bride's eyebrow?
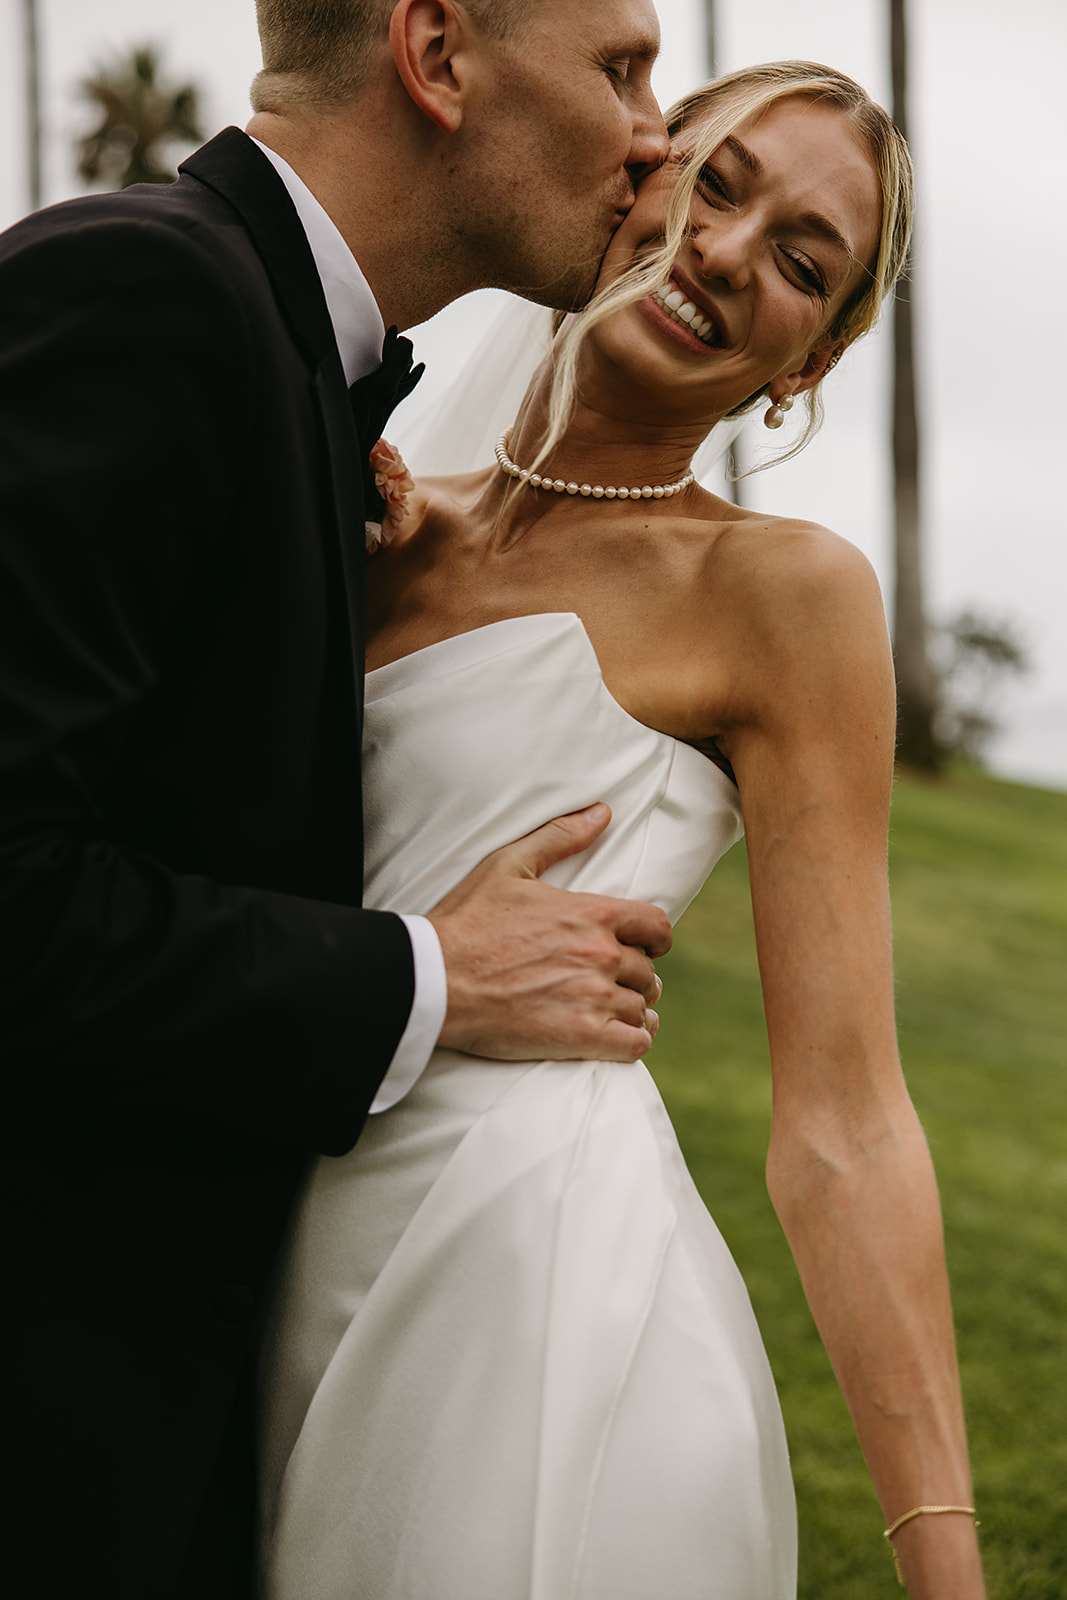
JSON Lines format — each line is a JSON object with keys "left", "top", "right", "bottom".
{"left": 798, "top": 211, "right": 854, "bottom": 263}
{"left": 721, "top": 136, "right": 763, "bottom": 178}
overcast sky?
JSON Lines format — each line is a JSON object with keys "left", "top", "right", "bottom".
{"left": 2, "top": 0, "right": 1065, "bottom": 787}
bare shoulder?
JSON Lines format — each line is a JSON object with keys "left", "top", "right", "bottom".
{"left": 690, "top": 503, "right": 895, "bottom": 739}
{"left": 708, "top": 505, "right": 883, "bottom": 616}
{"left": 702, "top": 507, "right": 887, "bottom": 658}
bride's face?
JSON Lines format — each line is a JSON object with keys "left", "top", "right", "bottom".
{"left": 590, "top": 95, "right": 883, "bottom": 420}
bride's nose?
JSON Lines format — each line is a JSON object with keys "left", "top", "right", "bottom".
{"left": 690, "top": 215, "right": 756, "bottom": 290}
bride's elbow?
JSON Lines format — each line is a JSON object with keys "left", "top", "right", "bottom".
{"left": 764, "top": 1093, "right": 927, "bottom": 1228}
{"left": 764, "top": 1123, "right": 847, "bottom": 1227}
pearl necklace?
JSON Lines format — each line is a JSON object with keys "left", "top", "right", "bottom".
{"left": 495, "top": 431, "right": 694, "bottom": 501}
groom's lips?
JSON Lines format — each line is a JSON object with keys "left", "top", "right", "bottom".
{"left": 612, "top": 193, "right": 637, "bottom": 228}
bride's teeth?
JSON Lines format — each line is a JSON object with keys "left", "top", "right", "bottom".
{"left": 651, "top": 283, "right": 717, "bottom": 346}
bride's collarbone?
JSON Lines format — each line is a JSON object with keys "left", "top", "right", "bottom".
{"left": 371, "top": 489, "right": 769, "bottom": 711}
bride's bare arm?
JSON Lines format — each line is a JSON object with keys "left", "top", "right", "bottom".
{"left": 719, "top": 527, "right": 984, "bottom": 1600}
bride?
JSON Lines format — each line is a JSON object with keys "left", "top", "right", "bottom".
{"left": 259, "top": 63, "right": 985, "bottom": 1600}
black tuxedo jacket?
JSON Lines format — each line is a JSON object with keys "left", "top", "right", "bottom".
{"left": 0, "top": 129, "right": 416, "bottom": 1594}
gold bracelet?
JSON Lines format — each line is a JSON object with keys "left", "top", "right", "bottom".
{"left": 883, "top": 1505, "right": 978, "bottom": 1587}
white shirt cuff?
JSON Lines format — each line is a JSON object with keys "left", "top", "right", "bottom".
{"left": 369, "top": 914, "right": 447, "bottom": 1112}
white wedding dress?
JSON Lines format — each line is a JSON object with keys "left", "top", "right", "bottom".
{"left": 259, "top": 611, "right": 797, "bottom": 1600}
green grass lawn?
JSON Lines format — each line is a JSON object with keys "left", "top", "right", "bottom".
{"left": 649, "top": 766, "right": 1067, "bottom": 1599}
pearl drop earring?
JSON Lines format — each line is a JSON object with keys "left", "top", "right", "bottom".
{"left": 763, "top": 393, "right": 795, "bottom": 431}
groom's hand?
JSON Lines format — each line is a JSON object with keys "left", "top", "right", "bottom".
{"left": 427, "top": 803, "right": 671, "bottom": 1062}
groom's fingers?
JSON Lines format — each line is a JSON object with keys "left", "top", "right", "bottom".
{"left": 602, "top": 1012, "right": 660, "bottom": 1061}
{"left": 606, "top": 898, "right": 673, "bottom": 961}
{"left": 598, "top": 1021, "right": 653, "bottom": 1061}
{"left": 587, "top": 892, "right": 672, "bottom": 963}
{"left": 427, "top": 847, "right": 672, "bottom": 1060}
{"left": 615, "top": 942, "right": 665, "bottom": 1005}
{"left": 429, "top": 804, "right": 673, "bottom": 963}
{"left": 493, "top": 802, "right": 614, "bottom": 880}
{"left": 512, "top": 806, "right": 674, "bottom": 963}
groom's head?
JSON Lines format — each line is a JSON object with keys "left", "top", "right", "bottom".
{"left": 250, "top": 0, "right": 668, "bottom": 312}
{"left": 253, "top": 1, "right": 529, "bottom": 106}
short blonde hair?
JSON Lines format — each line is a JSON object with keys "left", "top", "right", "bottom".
{"left": 537, "top": 61, "right": 914, "bottom": 476}
{"left": 251, "top": 0, "right": 532, "bottom": 112}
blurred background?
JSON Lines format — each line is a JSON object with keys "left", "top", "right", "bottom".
{"left": 3, "top": 5, "right": 1064, "bottom": 1594}
{"left": 2, "top": 0, "right": 1064, "bottom": 787}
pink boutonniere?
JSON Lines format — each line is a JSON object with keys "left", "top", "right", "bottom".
{"left": 365, "top": 437, "right": 415, "bottom": 553}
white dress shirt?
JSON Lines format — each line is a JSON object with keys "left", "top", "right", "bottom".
{"left": 251, "top": 138, "right": 447, "bottom": 1112}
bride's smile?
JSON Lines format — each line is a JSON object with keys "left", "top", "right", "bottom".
{"left": 646, "top": 271, "right": 724, "bottom": 350}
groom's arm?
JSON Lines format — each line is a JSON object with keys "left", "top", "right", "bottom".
{"left": 0, "top": 204, "right": 670, "bottom": 1150}
{"left": 0, "top": 205, "right": 416, "bottom": 1154}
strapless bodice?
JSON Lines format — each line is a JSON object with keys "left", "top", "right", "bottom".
{"left": 363, "top": 611, "right": 743, "bottom": 920}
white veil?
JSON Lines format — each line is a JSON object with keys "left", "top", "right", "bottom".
{"left": 389, "top": 293, "right": 749, "bottom": 486}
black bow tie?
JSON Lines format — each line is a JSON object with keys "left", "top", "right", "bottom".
{"left": 348, "top": 325, "right": 425, "bottom": 448}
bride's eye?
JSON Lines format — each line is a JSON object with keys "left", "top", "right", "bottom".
{"left": 695, "top": 164, "right": 731, "bottom": 205}
{"left": 781, "top": 248, "right": 827, "bottom": 296}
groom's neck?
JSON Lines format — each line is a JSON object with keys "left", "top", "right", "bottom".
{"left": 246, "top": 99, "right": 480, "bottom": 332}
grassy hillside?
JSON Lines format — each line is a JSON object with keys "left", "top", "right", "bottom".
{"left": 650, "top": 767, "right": 1067, "bottom": 1599}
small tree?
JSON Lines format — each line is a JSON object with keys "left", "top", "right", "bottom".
{"left": 700, "top": 0, "right": 744, "bottom": 502}
{"left": 933, "top": 610, "right": 1029, "bottom": 763}
{"left": 77, "top": 45, "right": 204, "bottom": 191}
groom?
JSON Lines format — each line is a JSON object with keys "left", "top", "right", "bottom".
{"left": 0, "top": 1, "right": 670, "bottom": 1594}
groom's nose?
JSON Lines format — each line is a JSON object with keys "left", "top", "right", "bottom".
{"left": 625, "top": 85, "right": 670, "bottom": 188}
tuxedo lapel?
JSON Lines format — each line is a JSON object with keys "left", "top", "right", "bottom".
{"left": 315, "top": 348, "right": 368, "bottom": 759}
{"left": 179, "top": 128, "right": 370, "bottom": 777}
{"left": 180, "top": 129, "right": 338, "bottom": 372}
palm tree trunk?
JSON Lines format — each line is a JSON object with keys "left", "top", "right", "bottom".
{"left": 23, "top": 0, "right": 42, "bottom": 211}
{"left": 890, "top": 0, "right": 939, "bottom": 769}
{"left": 700, "top": 1, "right": 743, "bottom": 503}
{"left": 702, "top": 0, "right": 719, "bottom": 78}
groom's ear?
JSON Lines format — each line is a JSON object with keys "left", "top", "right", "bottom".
{"left": 389, "top": 0, "right": 478, "bottom": 133}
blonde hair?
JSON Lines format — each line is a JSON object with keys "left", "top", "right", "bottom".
{"left": 534, "top": 61, "right": 914, "bottom": 480}
{"left": 251, "top": 0, "right": 532, "bottom": 112}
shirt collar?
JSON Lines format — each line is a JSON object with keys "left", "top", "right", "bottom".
{"left": 250, "top": 137, "right": 385, "bottom": 386}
